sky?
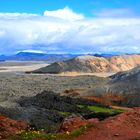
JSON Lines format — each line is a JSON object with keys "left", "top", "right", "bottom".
{"left": 0, "top": 0, "right": 140, "bottom": 54}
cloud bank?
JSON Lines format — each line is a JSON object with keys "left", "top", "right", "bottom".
{"left": 0, "top": 7, "right": 140, "bottom": 54}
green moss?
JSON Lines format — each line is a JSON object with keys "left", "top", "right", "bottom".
{"left": 67, "top": 123, "right": 95, "bottom": 139}
{"left": 77, "top": 105, "right": 85, "bottom": 108}
{"left": 87, "top": 105, "right": 124, "bottom": 114}
{"left": 58, "top": 111, "right": 71, "bottom": 117}
{"left": 77, "top": 104, "right": 124, "bottom": 115}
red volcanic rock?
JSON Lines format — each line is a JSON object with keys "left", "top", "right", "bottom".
{"left": 75, "top": 108, "right": 140, "bottom": 140}
{"left": 59, "top": 114, "right": 99, "bottom": 132}
{"left": 0, "top": 115, "right": 28, "bottom": 139}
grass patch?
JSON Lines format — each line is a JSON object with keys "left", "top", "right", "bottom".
{"left": 58, "top": 111, "right": 71, "bottom": 117}
{"left": 77, "top": 104, "right": 124, "bottom": 115}
{"left": 87, "top": 105, "right": 124, "bottom": 114}
{"left": 67, "top": 123, "right": 94, "bottom": 139}
{"left": 9, "top": 123, "right": 95, "bottom": 140}
{"left": 77, "top": 105, "right": 85, "bottom": 108}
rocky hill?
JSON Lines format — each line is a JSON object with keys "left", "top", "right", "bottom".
{"left": 78, "top": 66, "right": 140, "bottom": 107}
{"left": 108, "top": 66, "right": 140, "bottom": 93}
{"left": 100, "top": 66, "right": 140, "bottom": 96}
{"left": 33, "top": 54, "right": 140, "bottom": 74}
{"left": 106, "top": 66, "right": 140, "bottom": 107}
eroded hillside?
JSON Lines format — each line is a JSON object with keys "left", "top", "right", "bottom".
{"left": 33, "top": 54, "right": 140, "bottom": 74}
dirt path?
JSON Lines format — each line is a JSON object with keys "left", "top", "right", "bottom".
{"left": 111, "top": 105, "right": 132, "bottom": 111}
{"left": 58, "top": 72, "right": 115, "bottom": 77}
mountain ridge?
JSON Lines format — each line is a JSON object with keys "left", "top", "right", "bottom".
{"left": 0, "top": 52, "right": 79, "bottom": 62}
{"left": 33, "top": 54, "right": 140, "bottom": 73}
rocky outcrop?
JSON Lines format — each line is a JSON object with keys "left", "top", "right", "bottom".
{"left": 106, "top": 66, "right": 140, "bottom": 107}
{"left": 0, "top": 91, "right": 104, "bottom": 131}
{"left": 0, "top": 115, "right": 28, "bottom": 139}
{"left": 84, "top": 66, "right": 140, "bottom": 107}
{"left": 33, "top": 54, "right": 140, "bottom": 74}
{"left": 59, "top": 114, "right": 99, "bottom": 132}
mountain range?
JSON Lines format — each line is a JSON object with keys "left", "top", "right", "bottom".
{"left": 33, "top": 54, "right": 140, "bottom": 73}
{"left": 0, "top": 52, "right": 122, "bottom": 62}
{"left": 0, "top": 52, "right": 79, "bottom": 63}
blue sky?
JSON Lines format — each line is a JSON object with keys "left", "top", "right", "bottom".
{"left": 0, "top": 0, "right": 140, "bottom": 54}
{"left": 0, "top": 0, "right": 140, "bottom": 17}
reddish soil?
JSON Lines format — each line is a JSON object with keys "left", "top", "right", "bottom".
{"left": 0, "top": 115, "right": 28, "bottom": 139}
{"left": 59, "top": 115, "right": 99, "bottom": 132}
{"left": 74, "top": 108, "right": 140, "bottom": 140}
{"left": 29, "top": 108, "right": 140, "bottom": 140}
{"left": 82, "top": 94, "right": 124, "bottom": 106}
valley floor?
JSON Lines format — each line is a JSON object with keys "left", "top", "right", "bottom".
{"left": 0, "top": 61, "right": 115, "bottom": 77}
{"left": 0, "top": 61, "right": 48, "bottom": 73}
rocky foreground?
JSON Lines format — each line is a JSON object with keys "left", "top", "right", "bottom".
{"left": 75, "top": 107, "right": 140, "bottom": 140}
{"left": 0, "top": 115, "right": 28, "bottom": 139}
{"left": 1, "top": 108, "right": 140, "bottom": 140}
{"left": 1, "top": 91, "right": 117, "bottom": 132}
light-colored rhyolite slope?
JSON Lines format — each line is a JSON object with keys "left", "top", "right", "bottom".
{"left": 33, "top": 54, "right": 140, "bottom": 73}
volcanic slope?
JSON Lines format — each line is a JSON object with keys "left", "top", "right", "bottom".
{"left": 33, "top": 54, "right": 140, "bottom": 74}
{"left": 106, "top": 66, "right": 140, "bottom": 107}
{"left": 81, "top": 66, "right": 140, "bottom": 107}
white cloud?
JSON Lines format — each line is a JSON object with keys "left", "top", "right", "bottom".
{"left": 0, "top": 13, "right": 38, "bottom": 20}
{"left": 18, "top": 50, "right": 47, "bottom": 54}
{"left": 0, "top": 7, "right": 140, "bottom": 54}
{"left": 44, "top": 7, "right": 84, "bottom": 21}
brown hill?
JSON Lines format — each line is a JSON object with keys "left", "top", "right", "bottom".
{"left": 108, "top": 54, "right": 140, "bottom": 71}
{"left": 33, "top": 54, "right": 140, "bottom": 74}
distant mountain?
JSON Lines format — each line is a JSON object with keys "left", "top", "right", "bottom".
{"left": 33, "top": 54, "right": 140, "bottom": 74}
{"left": 0, "top": 52, "right": 120, "bottom": 63}
{"left": 16, "top": 52, "right": 47, "bottom": 57}
{"left": 0, "top": 52, "right": 80, "bottom": 63}
{"left": 93, "top": 53, "right": 118, "bottom": 58}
